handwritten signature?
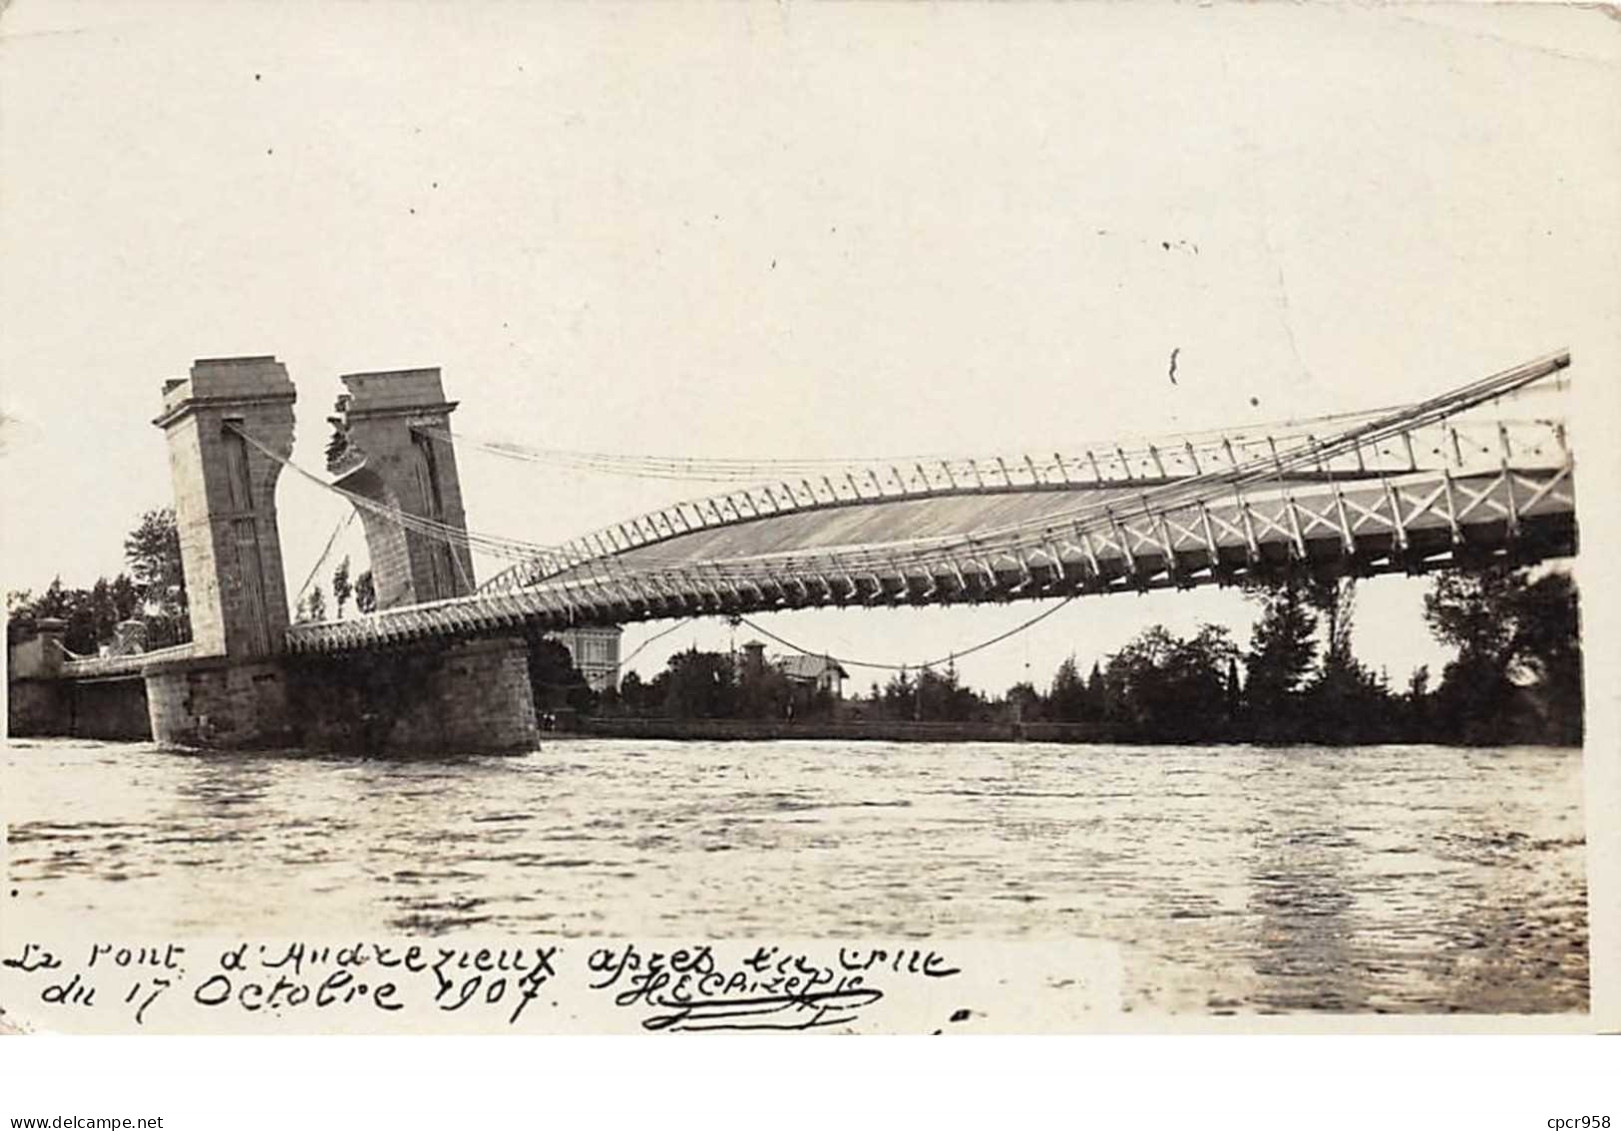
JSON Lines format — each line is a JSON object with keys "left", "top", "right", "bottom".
{"left": 587, "top": 944, "right": 959, "bottom": 1032}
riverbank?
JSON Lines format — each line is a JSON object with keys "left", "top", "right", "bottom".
{"left": 560, "top": 715, "right": 1130, "bottom": 743}
{"left": 554, "top": 714, "right": 1582, "bottom": 747}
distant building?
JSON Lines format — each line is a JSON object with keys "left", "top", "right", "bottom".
{"left": 776, "top": 652, "right": 848, "bottom": 698}
{"left": 740, "top": 639, "right": 768, "bottom": 682}
{"left": 550, "top": 626, "right": 622, "bottom": 692}
{"left": 738, "top": 638, "right": 849, "bottom": 699}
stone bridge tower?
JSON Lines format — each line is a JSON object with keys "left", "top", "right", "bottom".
{"left": 325, "top": 368, "right": 476, "bottom": 609}
{"left": 145, "top": 357, "right": 299, "bottom": 747}
{"left": 154, "top": 357, "right": 298, "bottom": 656}
{"left": 141, "top": 356, "right": 537, "bottom": 755}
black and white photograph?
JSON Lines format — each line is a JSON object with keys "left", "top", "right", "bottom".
{"left": 1, "top": 0, "right": 1617, "bottom": 1116}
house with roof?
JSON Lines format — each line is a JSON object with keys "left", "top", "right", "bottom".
{"left": 776, "top": 652, "right": 849, "bottom": 699}
{"left": 739, "top": 639, "right": 850, "bottom": 700}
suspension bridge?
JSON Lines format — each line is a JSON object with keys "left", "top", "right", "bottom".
{"left": 279, "top": 351, "right": 1576, "bottom": 655}
{"left": 7, "top": 350, "right": 1578, "bottom": 752}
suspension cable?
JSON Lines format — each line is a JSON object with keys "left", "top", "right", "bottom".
{"left": 612, "top": 616, "right": 699, "bottom": 673}
{"left": 591, "top": 351, "right": 1572, "bottom": 583}
{"left": 518, "top": 356, "right": 1556, "bottom": 586}
{"left": 414, "top": 405, "right": 1404, "bottom": 486}
{"left": 730, "top": 595, "right": 1078, "bottom": 673}
{"left": 226, "top": 424, "right": 561, "bottom": 562}
{"left": 292, "top": 509, "right": 356, "bottom": 608}
{"left": 477, "top": 351, "right": 1572, "bottom": 592}
{"left": 417, "top": 380, "right": 1564, "bottom": 489}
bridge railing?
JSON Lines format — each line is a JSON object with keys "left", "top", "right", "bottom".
{"left": 282, "top": 352, "right": 1573, "bottom": 653}
{"left": 60, "top": 641, "right": 195, "bottom": 680}
{"left": 282, "top": 456, "right": 1578, "bottom": 657}
{"left": 480, "top": 397, "right": 1568, "bottom": 593}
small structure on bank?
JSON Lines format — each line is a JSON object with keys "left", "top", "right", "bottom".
{"left": 740, "top": 639, "right": 849, "bottom": 700}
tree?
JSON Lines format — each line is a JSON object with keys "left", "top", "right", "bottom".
{"left": 11, "top": 577, "right": 128, "bottom": 655}
{"left": 1048, "top": 656, "right": 1092, "bottom": 722}
{"left": 1406, "top": 664, "right": 1430, "bottom": 703}
{"left": 1425, "top": 567, "right": 1517, "bottom": 662}
{"left": 1306, "top": 650, "right": 1396, "bottom": 743}
{"left": 1424, "top": 564, "right": 1582, "bottom": 744}
{"left": 737, "top": 655, "right": 793, "bottom": 720}
{"left": 354, "top": 569, "right": 377, "bottom": 614}
{"left": 1086, "top": 661, "right": 1115, "bottom": 721}
{"left": 123, "top": 507, "right": 189, "bottom": 646}
{"left": 1289, "top": 574, "right": 1357, "bottom": 668}
{"left": 618, "top": 670, "right": 651, "bottom": 714}
{"left": 6, "top": 576, "right": 141, "bottom": 655}
{"left": 331, "top": 556, "right": 353, "bottom": 618}
{"left": 296, "top": 585, "right": 328, "bottom": 624}
{"left": 1404, "top": 665, "right": 1432, "bottom": 737}
{"left": 1233, "top": 569, "right": 1410, "bottom": 742}
{"left": 914, "top": 664, "right": 985, "bottom": 722}
{"left": 1005, "top": 681, "right": 1044, "bottom": 724}
{"left": 526, "top": 636, "right": 596, "bottom": 715}
{"left": 661, "top": 648, "right": 739, "bottom": 719}
{"left": 880, "top": 668, "right": 917, "bottom": 721}
{"left": 1506, "top": 570, "right": 1583, "bottom": 743}
{"left": 6, "top": 589, "right": 36, "bottom": 645}
{"left": 86, "top": 575, "right": 140, "bottom": 650}
{"left": 1243, "top": 580, "right": 1318, "bottom": 726}
{"left": 1103, "top": 623, "right": 1238, "bottom": 740}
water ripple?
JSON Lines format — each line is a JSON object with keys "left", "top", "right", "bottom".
{"left": 3, "top": 737, "right": 1588, "bottom": 1015}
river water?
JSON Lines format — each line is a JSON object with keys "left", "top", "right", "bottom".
{"left": 3, "top": 737, "right": 1588, "bottom": 1015}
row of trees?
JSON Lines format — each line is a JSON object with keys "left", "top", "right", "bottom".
{"left": 986, "top": 564, "right": 1580, "bottom": 746}
{"left": 517, "top": 636, "right": 840, "bottom": 725}
{"left": 6, "top": 509, "right": 191, "bottom": 654}
{"left": 596, "top": 651, "right": 837, "bottom": 722}
{"left": 550, "top": 562, "right": 1581, "bottom": 747}
{"left": 293, "top": 556, "right": 378, "bottom": 624}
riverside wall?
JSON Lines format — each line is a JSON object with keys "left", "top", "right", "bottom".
{"left": 561, "top": 715, "right": 1129, "bottom": 744}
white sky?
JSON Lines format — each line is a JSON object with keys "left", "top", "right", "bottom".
{"left": 2, "top": 1, "right": 1617, "bottom": 694}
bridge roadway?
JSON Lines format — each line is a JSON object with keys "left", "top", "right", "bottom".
{"left": 279, "top": 351, "right": 1577, "bottom": 655}
{"left": 281, "top": 457, "right": 1575, "bottom": 655}
{"left": 474, "top": 392, "right": 1569, "bottom": 594}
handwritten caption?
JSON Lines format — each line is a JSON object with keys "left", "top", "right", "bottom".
{"left": 2, "top": 939, "right": 962, "bottom": 1033}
